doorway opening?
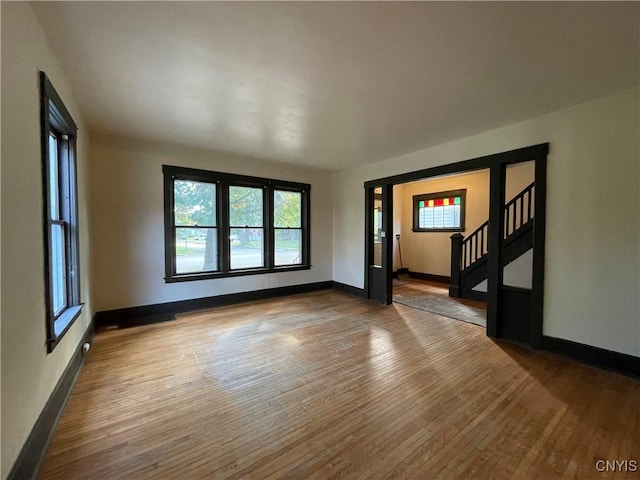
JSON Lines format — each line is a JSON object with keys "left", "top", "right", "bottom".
{"left": 392, "top": 169, "right": 491, "bottom": 329}
{"left": 364, "top": 144, "right": 547, "bottom": 349}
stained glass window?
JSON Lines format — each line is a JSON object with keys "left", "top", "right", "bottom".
{"left": 413, "top": 190, "right": 466, "bottom": 231}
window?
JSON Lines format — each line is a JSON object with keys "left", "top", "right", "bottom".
{"left": 274, "top": 190, "right": 303, "bottom": 266}
{"left": 230, "top": 186, "right": 265, "bottom": 269}
{"left": 40, "top": 72, "right": 83, "bottom": 352}
{"left": 412, "top": 189, "right": 466, "bottom": 232}
{"left": 163, "top": 165, "right": 310, "bottom": 282}
{"left": 173, "top": 179, "right": 217, "bottom": 274}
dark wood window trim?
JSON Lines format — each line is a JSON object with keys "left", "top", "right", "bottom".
{"left": 163, "top": 165, "right": 311, "bottom": 283}
{"left": 40, "top": 71, "right": 84, "bottom": 353}
{"left": 412, "top": 189, "right": 467, "bottom": 232}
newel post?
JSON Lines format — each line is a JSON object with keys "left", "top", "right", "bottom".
{"left": 449, "top": 233, "right": 464, "bottom": 298}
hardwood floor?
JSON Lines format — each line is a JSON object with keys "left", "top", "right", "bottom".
{"left": 394, "top": 277, "right": 487, "bottom": 310}
{"left": 394, "top": 278, "right": 487, "bottom": 310}
{"left": 393, "top": 278, "right": 487, "bottom": 327}
{"left": 39, "top": 290, "right": 639, "bottom": 479}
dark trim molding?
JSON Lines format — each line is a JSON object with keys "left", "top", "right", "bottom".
{"left": 164, "top": 265, "right": 311, "bottom": 283}
{"left": 364, "top": 143, "right": 548, "bottom": 188}
{"left": 7, "top": 321, "right": 94, "bottom": 480}
{"left": 407, "top": 271, "right": 451, "bottom": 284}
{"left": 529, "top": 156, "right": 547, "bottom": 349}
{"left": 96, "top": 282, "right": 334, "bottom": 328}
{"left": 332, "top": 281, "right": 366, "bottom": 298}
{"left": 460, "top": 289, "right": 487, "bottom": 302}
{"left": 117, "top": 313, "right": 177, "bottom": 329}
{"left": 40, "top": 71, "right": 82, "bottom": 353}
{"left": 542, "top": 336, "right": 640, "bottom": 379}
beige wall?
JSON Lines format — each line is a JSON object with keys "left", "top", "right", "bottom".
{"left": 393, "top": 163, "right": 534, "bottom": 278}
{"left": 333, "top": 88, "right": 640, "bottom": 357}
{"left": 1, "top": 4, "right": 94, "bottom": 478}
{"left": 396, "top": 170, "right": 490, "bottom": 277}
{"left": 392, "top": 184, "right": 404, "bottom": 271}
{"left": 89, "top": 135, "right": 333, "bottom": 312}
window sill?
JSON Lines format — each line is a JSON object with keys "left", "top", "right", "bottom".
{"left": 48, "top": 303, "right": 84, "bottom": 353}
{"left": 165, "top": 265, "right": 311, "bottom": 283}
{"left": 412, "top": 228, "right": 465, "bottom": 233}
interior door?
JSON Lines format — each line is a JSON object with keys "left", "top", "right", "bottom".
{"left": 366, "top": 185, "right": 392, "bottom": 304}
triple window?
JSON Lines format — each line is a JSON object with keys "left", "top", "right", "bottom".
{"left": 164, "top": 165, "right": 310, "bottom": 282}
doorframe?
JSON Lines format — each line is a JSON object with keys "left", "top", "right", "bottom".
{"left": 363, "top": 143, "right": 548, "bottom": 348}
{"left": 364, "top": 185, "right": 394, "bottom": 303}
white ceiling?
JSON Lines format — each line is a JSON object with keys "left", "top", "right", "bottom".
{"left": 32, "top": 2, "right": 639, "bottom": 172}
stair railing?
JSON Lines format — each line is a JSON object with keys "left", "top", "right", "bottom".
{"left": 462, "top": 221, "right": 489, "bottom": 269}
{"left": 449, "top": 182, "right": 535, "bottom": 298}
{"left": 504, "top": 182, "right": 535, "bottom": 237}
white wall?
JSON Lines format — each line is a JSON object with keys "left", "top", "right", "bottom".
{"left": 89, "top": 135, "right": 333, "bottom": 312}
{"left": 392, "top": 184, "right": 404, "bottom": 271}
{"left": 333, "top": 88, "right": 640, "bottom": 357}
{"left": 474, "top": 249, "right": 534, "bottom": 293}
{"left": 1, "top": 4, "right": 94, "bottom": 478}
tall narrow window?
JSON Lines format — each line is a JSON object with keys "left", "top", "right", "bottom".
{"left": 274, "top": 190, "right": 302, "bottom": 266}
{"left": 41, "top": 72, "right": 83, "bottom": 351}
{"left": 229, "top": 186, "right": 265, "bottom": 269}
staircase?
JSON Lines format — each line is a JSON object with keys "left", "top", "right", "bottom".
{"left": 449, "top": 182, "right": 535, "bottom": 301}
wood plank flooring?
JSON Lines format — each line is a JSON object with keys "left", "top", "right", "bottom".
{"left": 393, "top": 278, "right": 487, "bottom": 327}
{"left": 394, "top": 278, "right": 487, "bottom": 311}
{"left": 38, "top": 290, "right": 640, "bottom": 479}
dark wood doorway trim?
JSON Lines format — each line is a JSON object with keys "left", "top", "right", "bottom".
{"left": 363, "top": 143, "right": 549, "bottom": 348}
{"left": 364, "top": 186, "right": 394, "bottom": 303}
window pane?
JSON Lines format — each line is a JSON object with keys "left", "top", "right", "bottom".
{"left": 443, "top": 205, "right": 455, "bottom": 227}
{"left": 274, "top": 190, "right": 301, "bottom": 228}
{"left": 433, "top": 206, "right": 444, "bottom": 227}
{"left": 373, "top": 196, "right": 383, "bottom": 267}
{"left": 175, "top": 227, "right": 217, "bottom": 274}
{"left": 49, "top": 133, "right": 59, "bottom": 220}
{"left": 230, "top": 228, "right": 264, "bottom": 269}
{"left": 275, "top": 229, "right": 302, "bottom": 266}
{"left": 51, "top": 223, "right": 66, "bottom": 315}
{"left": 229, "top": 186, "right": 263, "bottom": 227}
{"left": 425, "top": 208, "right": 434, "bottom": 228}
{"left": 174, "top": 180, "right": 216, "bottom": 227}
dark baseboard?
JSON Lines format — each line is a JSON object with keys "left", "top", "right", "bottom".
{"left": 96, "top": 281, "right": 334, "bottom": 328}
{"left": 461, "top": 289, "right": 487, "bottom": 302}
{"left": 542, "top": 336, "right": 640, "bottom": 379}
{"left": 117, "top": 313, "right": 177, "bottom": 329}
{"left": 332, "top": 281, "right": 366, "bottom": 298}
{"left": 393, "top": 268, "right": 409, "bottom": 279}
{"left": 7, "top": 321, "right": 95, "bottom": 480}
{"left": 407, "top": 271, "right": 451, "bottom": 284}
